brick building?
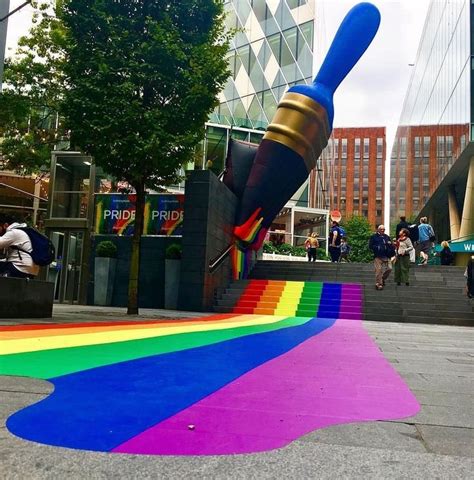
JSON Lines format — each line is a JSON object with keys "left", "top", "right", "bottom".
{"left": 310, "top": 127, "right": 386, "bottom": 227}
{"left": 390, "top": 124, "right": 469, "bottom": 222}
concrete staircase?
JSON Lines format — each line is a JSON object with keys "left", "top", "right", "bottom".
{"left": 214, "top": 261, "right": 473, "bottom": 326}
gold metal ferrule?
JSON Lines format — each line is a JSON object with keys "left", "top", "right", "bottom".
{"left": 263, "top": 92, "right": 330, "bottom": 171}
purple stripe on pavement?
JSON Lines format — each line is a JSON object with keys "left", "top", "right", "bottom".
{"left": 113, "top": 317, "right": 420, "bottom": 455}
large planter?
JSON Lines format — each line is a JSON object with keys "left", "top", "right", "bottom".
{"left": 164, "top": 258, "right": 181, "bottom": 309}
{"left": 94, "top": 257, "right": 117, "bottom": 306}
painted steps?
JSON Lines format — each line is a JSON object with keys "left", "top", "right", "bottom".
{"left": 230, "top": 280, "right": 362, "bottom": 319}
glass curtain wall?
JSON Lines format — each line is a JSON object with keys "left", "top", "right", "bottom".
{"left": 212, "top": 0, "right": 319, "bottom": 129}
{"left": 390, "top": 0, "right": 471, "bottom": 222}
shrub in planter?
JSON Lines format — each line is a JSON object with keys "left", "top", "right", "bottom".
{"left": 94, "top": 240, "right": 118, "bottom": 306}
{"left": 165, "top": 243, "right": 182, "bottom": 260}
{"left": 96, "top": 240, "right": 118, "bottom": 258}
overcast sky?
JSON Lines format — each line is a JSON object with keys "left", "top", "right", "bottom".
{"left": 322, "top": 0, "right": 430, "bottom": 144}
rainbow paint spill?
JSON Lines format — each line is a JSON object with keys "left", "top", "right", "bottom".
{"left": 0, "top": 282, "right": 420, "bottom": 455}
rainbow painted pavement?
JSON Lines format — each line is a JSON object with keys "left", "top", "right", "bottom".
{"left": 0, "top": 281, "right": 420, "bottom": 455}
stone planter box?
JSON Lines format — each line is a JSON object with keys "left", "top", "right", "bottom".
{"left": 164, "top": 259, "right": 181, "bottom": 309}
{"left": 94, "top": 257, "right": 117, "bottom": 306}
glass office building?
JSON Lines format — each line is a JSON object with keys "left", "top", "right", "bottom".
{"left": 390, "top": 0, "right": 474, "bottom": 253}
{"left": 211, "top": 0, "right": 320, "bottom": 129}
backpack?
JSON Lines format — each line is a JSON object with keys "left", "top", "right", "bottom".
{"left": 13, "top": 227, "right": 56, "bottom": 266}
{"left": 385, "top": 243, "right": 396, "bottom": 258}
{"left": 337, "top": 226, "right": 346, "bottom": 237}
{"left": 408, "top": 224, "right": 419, "bottom": 242}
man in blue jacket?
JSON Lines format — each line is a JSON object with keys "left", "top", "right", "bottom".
{"left": 369, "top": 225, "right": 395, "bottom": 290}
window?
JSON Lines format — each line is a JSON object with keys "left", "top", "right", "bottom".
{"left": 414, "top": 137, "right": 421, "bottom": 157}
{"left": 377, "top": 138, "right": 383, "bottom": 158}
{"left": 299, "top": 21, "right": 313, "bottom": 50}
{"left": 436, "top": 136, "right": 445, "bottom": 157}
{"left": 446, "top": 136, "right": 453, "bottom": 157}
{"left": 423, "top": 136, "right": 430, "bottom": 156}
{"left": 355, "top": 138, "right": 361, "bottom": 158}
{"left": 400, "top": 137, "right": 407, "bottom": 158}
{"left": 363, "top": 138, "right": 369, "bottom": 158}
{"left": 334, "top": 139, "right": 339, "bottom": 158}
{"left": 342, "top": 138, "right": 347, "bottom": 158}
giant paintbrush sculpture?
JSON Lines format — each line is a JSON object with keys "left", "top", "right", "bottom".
{"left": 223, "top": 2, "right": 381, "bottom": 279}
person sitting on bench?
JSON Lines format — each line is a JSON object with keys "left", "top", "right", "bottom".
{"left": 0, "top": 213, "right": 39, "bottom": 279}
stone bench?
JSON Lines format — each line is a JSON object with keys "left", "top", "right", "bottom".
{"left": 0, "top": 277, "right": 55, "bottom": 318}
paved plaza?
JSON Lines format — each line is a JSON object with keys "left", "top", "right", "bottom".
{"left": 0, "top": 305, "right": 473, "bottom": 479}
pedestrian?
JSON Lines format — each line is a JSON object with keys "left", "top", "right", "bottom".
{"left": 328, "top": 221, "right": 342, "bottom": 262}
{"left": 369, "top": 225, "right": 395, "bottom": 290}
{"left": 439, "top": 241, "right": 454, "bottom": 266}
{"left": 395, "top": 216, "right": 409, "bottom": 238}
{"left": 338, "top": 236, "right": 351, "bottom": 262}
{"left": 417, "top": 217, "right": 435, "bottom": 265}
{"left": 0, "top": 213, "right": 39, "bottom": 279}
{"left": 304, "top": 232, "right": 319, "bottom": 262}
{"left": 465, "top": 255, "right": 474, "bottom": 299}
{"left": 394, "top": 228, "right": 414, "bottom": 286}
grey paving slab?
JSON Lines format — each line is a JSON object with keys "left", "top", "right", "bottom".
{"left": 0, "top": 376, "right": 53, "bottom": 395}
{"left": 1, "top": 432, "right": 474, "bottom": 480}
{"left": 0, "top": 305, "right": 215, "bottom": 325}
{"left": 391, "top": 362, "right": 474, "bottom": 376}
{"left": 393, "top": 405, "right": 474, "bottom": 429}
{"left": 411, "top": 390, "right": 474, "bottom": 408}
{"left": 416, "top": 425, "right": 474, "bottom": 458}
{"left": 0, "top": 391, "right": 48, "bottom": 420}
{"left": 298, "top": 420, "right": 427, "bottom": 453}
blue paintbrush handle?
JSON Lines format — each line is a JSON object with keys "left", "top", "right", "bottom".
{"left": 289, "top": 2, "right": 381, "bottom": 127}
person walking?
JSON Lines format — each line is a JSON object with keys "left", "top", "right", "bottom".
{"left": 465, "top": 255, "right": 474, "bottom": 299}
{"left": 439, "top": 241, "right": 454, "bottom": 266}
{"left": 328, "top": 221, "right": 342, "bottom": 262}
{"left": 338, "top": 237, "right": 351, "bottom": 262}
{"left": 304, "top": 232, "right": 319, "bottom": 262}
{"left": 417, "top": 217, "right": 435, "bottom": 265}
{"left": 394, "top": 228, "right": 414, "bottom": 286}
{"left": 369, "top": 225, "right": 395, "bottom": 290}
{"left": 395, "top": 216, "right": 409, "bottom": 238}
{"left": 0, "top": 213, "right": 39, "bottom": 279}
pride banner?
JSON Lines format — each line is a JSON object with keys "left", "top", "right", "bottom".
{"left": 94, "top": 194, "right": 184, "bottom": 236}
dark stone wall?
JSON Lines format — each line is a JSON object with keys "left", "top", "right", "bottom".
{"left": 178, "top": 170, "right": 237, "bottom": 311}
{"left": 90, "top": 235, "right": 181, "bottom": 308}
{"left": 0, "top": 277, "right": 54, "bottom": 318}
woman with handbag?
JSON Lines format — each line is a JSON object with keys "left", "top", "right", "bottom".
{"left": 394, "top": 228, "right": 414, "bottom": 286}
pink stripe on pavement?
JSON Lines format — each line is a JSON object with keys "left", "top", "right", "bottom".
{"left": 113, "top": 318, "right": 420, "bottom": 455}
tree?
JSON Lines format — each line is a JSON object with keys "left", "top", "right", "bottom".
{"left": 0, "top": 1, "right": 68, "bottom": 174}
{"left": 343, "top": 215, "right": 374, "bottom": 263}
{"left": 60, "top": 0, "right": 231, "bottom": 314}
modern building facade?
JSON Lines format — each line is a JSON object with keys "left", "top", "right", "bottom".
{"left": 211, "top": 0, "right": 321, "bottom": 130}
{"left": 201, "top": 0, "right": 324, "bottom": 180}
{"left": 390, "top": 0, "right": 473, "bottom": 254}
{"left": 319, "top": 127, "right": 385, "bottom": 228}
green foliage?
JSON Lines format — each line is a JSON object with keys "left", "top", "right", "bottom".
{"left": 60, "top": 0, "right": 231, "bottom": 190}
{"left": 343, "top": 215, "right": 374, "bottom": 263}
{"left": 263, "top": 241, "right": 330, "bottom": 260}
{"left": 165, "top": 243, "right": 182, "bottom": 260}
{"left": 0, "top": 1, "right": 68, "bottom": 173}
{"left": 95, "top": 240, "right": 118, "bottom": 258}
